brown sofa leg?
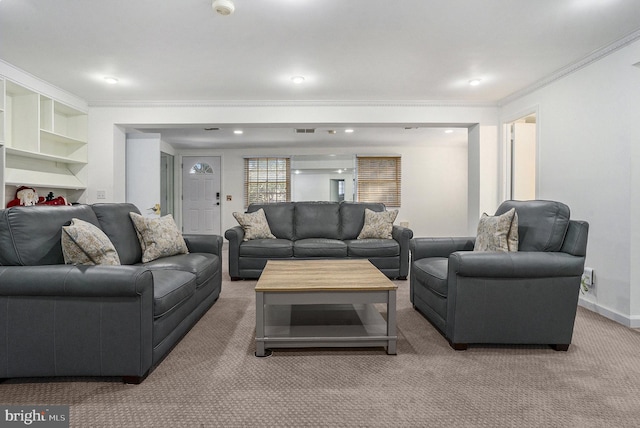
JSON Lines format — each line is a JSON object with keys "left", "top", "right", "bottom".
{"left": 230, "top": 276, "right": 241, "bottom": 281}
{"left": 450, "top": 342, "right": 468, "bottom": 351}
{"left": 551, "top": 344, "right": 570, "bottom": 351}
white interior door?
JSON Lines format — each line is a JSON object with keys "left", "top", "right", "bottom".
{"left": 182, "top": 156, "right": 221, "bottom": 235}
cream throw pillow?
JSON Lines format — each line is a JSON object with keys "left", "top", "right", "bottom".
{"left": 357, "top": 209, "right": 398, "bottom": 239}
{"left": 129, "top": 212, "right": 189, "bottom": 263}
{"left": 61, "top": 218, "right": 121, "bottom": 265}
{"left": 474, "top": 208, "right": 519, "bottom": 252}
{"left": 233, "top": 208, "right": 276, "bottom": 241}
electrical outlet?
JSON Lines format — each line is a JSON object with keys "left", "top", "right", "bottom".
{"left": 583, "top": 267, "right": 594, "bottom": 286}
{"left": 96, "top": 190, "right": 106, "bottom": 200}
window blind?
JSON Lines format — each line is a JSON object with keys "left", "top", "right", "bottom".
{"left": 356, "top": 156, "right": 401, "bottom": 207}
{"left": 244, "top": 157, "right": 291, "bottom": 207}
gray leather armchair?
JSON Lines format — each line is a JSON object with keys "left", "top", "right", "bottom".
{"left": 410, "top": 200, "right": 589, "bottom": 351}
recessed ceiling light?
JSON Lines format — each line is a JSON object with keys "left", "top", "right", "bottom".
{"left": 233, "top": 130, "right": 243, "bottom": 135}
{"left": 444, "top": 129, "right": 454, "bottom": 134}
{"left": 469, "top": 79, "right": 481, "bottom": 86}
{"left": 104, "top": 76, "right": 119, "bottom": 84}
{"left": 345, "top": 129, "right": 354, "bottom": 133}
{"left": 291, "top": 76, "right": 305, "bottom": 84}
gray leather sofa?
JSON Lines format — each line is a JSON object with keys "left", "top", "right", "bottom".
{"left": 0, "top": 203, "right": 222, "bottom": 383}
{"left": 410, "top": 200, "right": 589, "bottom": 351}
{"left": 225, "top": 201, "right": 413, "bottom": 280}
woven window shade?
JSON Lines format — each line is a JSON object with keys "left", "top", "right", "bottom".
{"left": 244, "top": 157, "right": 291, "bottom": 207}
{"left": 356, "top": 156, "right": 401, "bottom": 207}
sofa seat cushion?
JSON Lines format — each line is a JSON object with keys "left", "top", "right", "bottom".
{"left": 239, "top": 239, "right": 294, "bottom": 258}
{"left": 412, "top": 257, "right": 449, "bottom": 297}
{"left": 144, "top": 253, "right": 219, "bottom": 288}
{"left": 347, "top": 239, "right": 399, "bottom": 257}
{"left": 151, "top": 270, "right": 197, "bottom": 319}
{"left": 294, "top": 239, "right": 347, "bottom": 257}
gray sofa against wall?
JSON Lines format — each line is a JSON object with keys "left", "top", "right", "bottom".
{"left": 225, "top": 201, "right": 413, "bottom": 280}
{"left": 0, "top": 203, "right": 223, "bottom": 384}
{"left": 410, "top": 200, "right": 589, "bottom": 351}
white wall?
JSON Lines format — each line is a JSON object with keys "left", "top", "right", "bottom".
{"left": 500, "top": 39, "right": 640, "bottom": 326}
{"left": 87, "top": 103, "right": 500, "bottom": 238}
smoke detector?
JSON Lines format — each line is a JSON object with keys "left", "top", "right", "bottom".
{"left": 212, "top": 0, "right": 235, "bottom": 16}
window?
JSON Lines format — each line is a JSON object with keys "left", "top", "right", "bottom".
{"left": 189, "top": 162, "right": 214, "bottom": 175}
{"left": 244, "top": 157, "right": 291, "bottom": 207}
{"left": 356, "top": 156, "right": 401, "bottom": 207}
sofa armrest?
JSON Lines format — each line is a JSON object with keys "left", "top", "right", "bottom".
{"left": 410, "top": 237, "right": 475, "bottom": 260}
{"left": 0, "top": 265, "right": 154, "bottom": 379}
{"left": 183, "top": 234, "right": 223, "bottom": 256}
{"left": 448, "top": 251, "right": 586, "bottom": 278}
{"left": 392, "top": 225, "right": 414, "bottom": 278}
{"left": 0, "top": 265, "right": 153, "bottom": 297}
{"left": 224, "top": 226, "right": 245, "bottom": 278}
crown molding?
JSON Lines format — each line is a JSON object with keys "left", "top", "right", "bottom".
{"left": 499, "top": 28, "right": 640, "bottom": 106}
{"left": 88, "top": 99, "right": 498, "bottom": 109}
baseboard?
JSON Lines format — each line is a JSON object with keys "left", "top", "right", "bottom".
{"left": 578, "top": 297, "right": 640, "bottom": 328}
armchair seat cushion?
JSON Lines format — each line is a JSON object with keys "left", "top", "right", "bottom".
{"left": 347, "top": 239, "right": 399, "bottom": 257}
{"left": 144, "top": 253, "right": 220, "bottom": 288}
{"left": 239, "top": 239, "right": 294, "bottom": 258}
{"left": 294, "top": 238, "right": 348, "bottom": 257}
{"left": 412, "top": 258, "right": 449, "bottom": 297}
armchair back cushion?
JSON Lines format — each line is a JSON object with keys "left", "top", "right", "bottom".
{"left": 0, "top": 205, "right": 100, "bottom": 266}
{"left": 92, "top": 203, "right": 143, "bottom": 264}
{"left": 495, "top": 200, "right": 570, "bottom": 252}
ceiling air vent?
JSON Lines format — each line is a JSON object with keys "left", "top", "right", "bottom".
{"left": 295, "top": 128, "right": 316, "bottom": 134}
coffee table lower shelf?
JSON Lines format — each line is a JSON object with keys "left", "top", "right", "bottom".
{"left": 256, "top": 294, "right": 397, "bottom": 356}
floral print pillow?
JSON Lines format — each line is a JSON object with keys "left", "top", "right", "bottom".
{"left": 129, "top": 212, "right": 189, "bottom": 263}
{"left": 357, "top": 209, "right": 398, "bottom": 239}
{"left": 61, "top": 218, "right": 121, "bottom": 265}
{"left": 233, "top": 208, "right": 276, "bottom": 241}
{"left": 473, "top": 208, "right": 519, "bottom": 252}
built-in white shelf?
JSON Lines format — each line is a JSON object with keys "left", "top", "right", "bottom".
{"left": 1, "top": 77, "right": 88, "bottom": 204}
{"left": 5, "top": 147, "right": 87, "bottom": 165}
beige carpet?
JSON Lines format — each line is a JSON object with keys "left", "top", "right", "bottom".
{"left": 2, "top": 256, "right": 640, "bottom": 427}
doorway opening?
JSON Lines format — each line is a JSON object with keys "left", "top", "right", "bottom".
{"left": 508, "top": 113, "right": 537, "bottom": 200}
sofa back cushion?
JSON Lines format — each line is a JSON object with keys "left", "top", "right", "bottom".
{"left": 339, "top": 202, "right": 386, "bottom": 240}
{"left": 494, "top": 200, "right": 570, "bottom": 252}
{"left": 294, "top": 202, "right": 340, "bottom": 240}
{"left": 0, "top": 204, "right": 101, "bottom": 266}
{"left": 92, "top": 203, "right": 143, "bottom": 265}
{"left": 247, "top": 203, "right": 295, "bottom": 240}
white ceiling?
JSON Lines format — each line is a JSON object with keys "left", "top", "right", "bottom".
{"left": 2, "top": 0, "right": 640, "bottom": 149}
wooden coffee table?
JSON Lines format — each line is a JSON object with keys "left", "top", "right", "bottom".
{"left": 255, "top": 259, "right": 397, "bottom": 356}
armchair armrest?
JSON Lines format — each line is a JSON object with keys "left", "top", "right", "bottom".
{"left": 449, "top": 251, "right": 586, "bottom": 278}
{"left": 410, "top": 237, "right": 475, "bottom": 260}
{"left": 183, "top": 234, "right": 223, "bottom": 256}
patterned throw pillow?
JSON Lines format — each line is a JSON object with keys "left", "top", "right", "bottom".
{"left": 357, "top": 209, "right": 398, "bottom": 239}
{"left": 233, "top": 208, "right": 276, "bottom": 241}
{"left": 129, "top": 212, "right": 189, "bottom": 263}
{"left": 61, "top": 218, "right": 121, "bottom": 265}
{"left": 474, "top": 208, "right": 519, "bottom": 252}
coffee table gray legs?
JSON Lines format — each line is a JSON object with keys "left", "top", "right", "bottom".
{"left": 255, "top": 289, "right": 397, "bottom": 356}
{"left": 255, "top": 291, "right": 266, "bottom": 357}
